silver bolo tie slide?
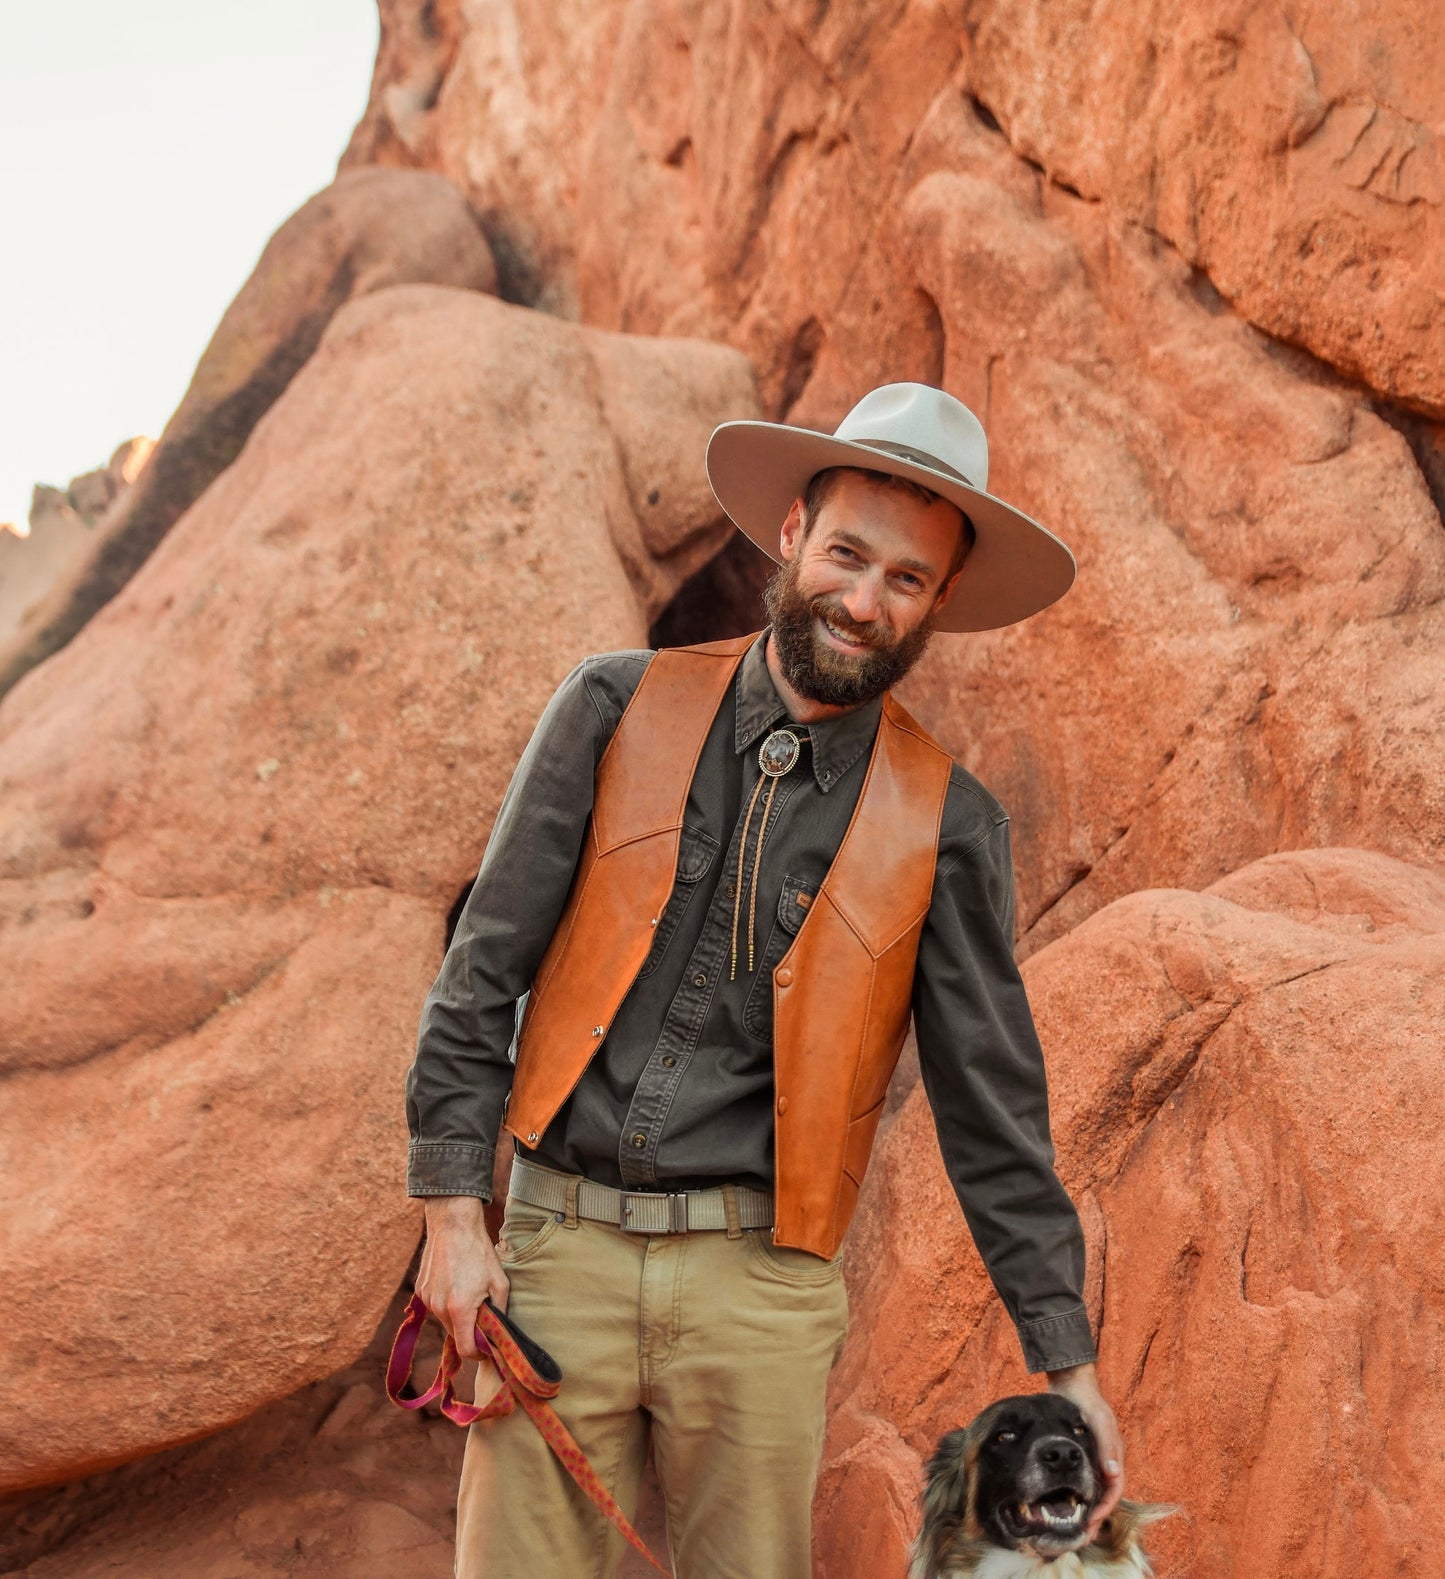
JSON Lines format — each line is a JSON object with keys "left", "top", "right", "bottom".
{"left": 730, "top": 727, "right": 802, "bottom": 979}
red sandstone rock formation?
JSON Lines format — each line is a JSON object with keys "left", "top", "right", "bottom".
{"left": 818, "top": 848, "right": 1445, "bottom": 1578}
{"left": 340, "top": 0, "right": 1445, "bottom": 952}
{"left": 0, "top": 1289, "right": 462, "bottom": 1579}
{"left": 0, "top": 286, "right": 757, "bottom": 1492}
{"left": 0, "top": 168, "right": 498, "bottom": 699}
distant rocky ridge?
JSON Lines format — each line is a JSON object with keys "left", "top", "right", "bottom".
{"left": 0, "top": 439, "right": 152, "bottom": 646}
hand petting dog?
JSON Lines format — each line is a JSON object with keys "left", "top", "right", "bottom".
{"left": 1045, "top": 1363, "right": 1124, "bottom": 1543}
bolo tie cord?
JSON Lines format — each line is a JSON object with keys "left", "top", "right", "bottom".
{"left": 729, "top": 770, "right": 781, "bottom": 981}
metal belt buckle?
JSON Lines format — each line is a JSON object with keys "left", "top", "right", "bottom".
{"left": 619, "top": 1191, "right": 689, "bottom": 1234}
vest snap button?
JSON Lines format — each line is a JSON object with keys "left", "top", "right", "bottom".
{"left": 776, "top": 1096, "right": 789, "bottom": 1116}
{"left": 592, "top": 1025, "right": 604, "bottom": 1036}
{"left": 776, "top": 967, "right": 793, "bottom": 987}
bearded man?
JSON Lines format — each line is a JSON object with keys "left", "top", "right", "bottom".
{"left": 406, "top": 384, "right": 1123, "bottom": 1577}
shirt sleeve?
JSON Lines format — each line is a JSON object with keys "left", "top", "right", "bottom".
{"left": 912, "top": 802, "right": 1097, "bottom": 1374}
{"left": 404, "top": 652, "right": 650, "bottom": 1199}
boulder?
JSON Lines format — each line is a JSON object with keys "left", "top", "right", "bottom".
{"left": 816, "top": 848, "right": 1445, "bottom": 1578}
{"left": 0, "top": 1289, "right": 461, "bottom": 1579}
{"left": 0, "top": 168, "right": 498, "bottom": 698}
{"left": 0, "top": 283, "right": 758, "bottom": 1491}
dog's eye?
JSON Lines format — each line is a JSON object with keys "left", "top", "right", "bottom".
{"left": 994, "top": 1429, "right": 1018, "bottom": 1444}
{"left": 1071, "top": 1425, "right": 1088, "bottom": 1437}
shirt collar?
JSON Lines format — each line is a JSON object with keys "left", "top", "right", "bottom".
{"left": 733, "top": 632, "right": 883, "bottom": 793}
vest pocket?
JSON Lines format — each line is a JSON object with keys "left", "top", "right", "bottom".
{"left": 635, "top": 824, "right": 719, "bottom": 979}
{"left": 742, "top": 875, "right": 816, "bottom": 1041}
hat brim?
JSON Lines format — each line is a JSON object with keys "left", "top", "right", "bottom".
{"left": 705, "top": 421, "right": 1076, "bottom": 633}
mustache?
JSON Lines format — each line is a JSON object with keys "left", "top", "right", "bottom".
{"left": 809, "top": 597, "right": 891, "bottom": 649}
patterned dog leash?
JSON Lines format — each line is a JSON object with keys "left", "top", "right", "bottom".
{"left": 386, "top": 1293, "right": 669, "bottom": 1574}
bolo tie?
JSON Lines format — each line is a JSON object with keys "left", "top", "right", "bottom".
{"left": 729, "top": 726, "right": 803, "bottom": 980}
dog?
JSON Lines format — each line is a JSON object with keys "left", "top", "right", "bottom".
{"left": 909, "top": 1393, "right": 1173, "bottom": 1578}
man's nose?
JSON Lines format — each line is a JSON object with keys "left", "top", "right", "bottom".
{"left": 839, "top": 574, "right": 884, "bottom": 625}
{"left": 1037, "top": 1438, "right": 1085, "bottom": 1473}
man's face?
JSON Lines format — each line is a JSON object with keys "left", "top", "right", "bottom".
{"left": 764, "top": 469, "right": 965, "bottom": 708}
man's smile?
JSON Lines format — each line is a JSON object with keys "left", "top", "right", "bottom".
{"left": 816, "top": 611, "right": 879, "bottom": 655}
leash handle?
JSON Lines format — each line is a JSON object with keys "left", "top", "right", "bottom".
{"left": 386, "top": 1295, "right": 670, "bottom": 1574}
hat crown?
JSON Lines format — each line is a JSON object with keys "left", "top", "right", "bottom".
{"left": 832, "top": 382, "right": 989, "bottom": 492}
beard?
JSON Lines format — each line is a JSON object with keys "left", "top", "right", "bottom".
{"left": 762, "top": 554, "right": 938, "bottom": 708}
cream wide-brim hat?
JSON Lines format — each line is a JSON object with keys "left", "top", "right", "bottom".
{"left": 705, "top": 382, "right": 1076, "bottom": 633}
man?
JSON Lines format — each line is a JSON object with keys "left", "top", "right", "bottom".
{"left": 407, "top": 383, "right": 1122, "bottom": 1577}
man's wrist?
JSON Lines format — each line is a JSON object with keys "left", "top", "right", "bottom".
{"left": 1046, "top": 1360, "right": 1100, "bottom": 1392}
{"left": 423, "top": 1194, "right": 488, "bottom": 1230}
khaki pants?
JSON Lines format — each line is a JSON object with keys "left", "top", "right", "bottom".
{"left": 455, "top": 1181, "right": 849, "bottom": 1579}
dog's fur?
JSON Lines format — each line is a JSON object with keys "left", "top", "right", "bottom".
{"left": 909, "top": 1395, "right": 1174, "bottom": 1578}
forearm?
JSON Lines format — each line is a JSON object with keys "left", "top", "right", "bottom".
{"left": 916, "top": 816, "right": 1096, "bottom": 1373}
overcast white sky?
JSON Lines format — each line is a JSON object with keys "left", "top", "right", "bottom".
{"left": 0, "top": 1, "right": 380, "bottom": 530}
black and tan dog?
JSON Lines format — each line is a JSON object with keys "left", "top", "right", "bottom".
{"left": 909, "top": 1394, "right": 1173, "bottom": 1578}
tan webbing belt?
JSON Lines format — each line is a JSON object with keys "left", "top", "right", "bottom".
{"left": 509, "top": 1156, "right": 774, "bottom": 1234}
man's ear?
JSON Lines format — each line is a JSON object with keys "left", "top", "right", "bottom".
{"left": 778, "top": 497, "right": 807, "bottom": 562}
{"left": 932, "top": 566, "right": 964, "bottom": 613}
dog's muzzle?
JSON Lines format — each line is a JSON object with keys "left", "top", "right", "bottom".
{"left": 998, "top": 1436, "right": 1098, "bottom": 1553}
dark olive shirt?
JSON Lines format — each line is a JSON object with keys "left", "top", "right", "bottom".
{"left": 406, "top": 635, "right": 1096, "bottom": 1372}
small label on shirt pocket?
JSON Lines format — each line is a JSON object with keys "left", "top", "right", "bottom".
{"left": 637, "top": 824, "right": 719, "bottom": 979}
{"left": 742, "top": 875, "right": 816, "bottom": 1041}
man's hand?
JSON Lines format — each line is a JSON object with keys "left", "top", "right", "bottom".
{"left": 1046, "top": 1361, "right": 1123, "bottom": 1542}
{"left": 416, "top": 1196, "right": 510, "bottom": 1360}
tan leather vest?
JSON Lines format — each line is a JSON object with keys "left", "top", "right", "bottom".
{"left": 504, "top": 634, "right": 954, "bottom": 1257}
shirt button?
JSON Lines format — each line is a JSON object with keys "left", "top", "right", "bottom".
{"left": 725, "top": 882, "right": 737, "bottom": 898}
{"left": 776, "top": 966, "right": 794, "bottom": 987}
{"left": 631, "top": 1133, "right": 647, "bottom": 1150}
{"left": 692, "top": 972, "right": 707, "bottom": 988}
{"left": 661, "top": 1055, "right": 677, "bottom": 1068}
{"left": 776, "top": 1096, "right": 789, "bottom": 1116}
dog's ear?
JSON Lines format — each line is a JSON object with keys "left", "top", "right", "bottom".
{"left": 1090, "top": 1498, "right": 1181, "bottom": 1563}
{"left": 911, "top": 1428, "right": 979, "bottom": 1578}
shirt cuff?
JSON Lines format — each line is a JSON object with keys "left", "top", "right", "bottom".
{"left": 1017, "top": 1307, "right": 1098, "bottom": 1374}
{"left": 407, "top": 1139, "right": 496, "bottom": 1200}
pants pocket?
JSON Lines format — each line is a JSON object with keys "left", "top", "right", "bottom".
{"left": 746, "top": 1230, "right": 846, "bottom": 1285}
{"left": 498, "top": 1200, "right": 562, "bottom": 1266}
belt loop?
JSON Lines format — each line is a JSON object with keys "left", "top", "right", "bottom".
{"left": 722, "top": 1184, "right": 742, "bottom": 1240}
{"left": 563, "top": 1176, "right": 581, "bottom": 1229}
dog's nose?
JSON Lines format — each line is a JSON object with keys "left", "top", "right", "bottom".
{"left": 1039, "top": 1439, "right": 1085, "bottom": 1471}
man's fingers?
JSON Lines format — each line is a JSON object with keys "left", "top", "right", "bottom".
{"left": 488, "top": 1266, "right": 511, "bottom": 1315}
{"left": 447, "top": 1300, "right": 482, "bottom": 1360}
{"left": 1085, "top": 1452, "right": 1125, "bottom": 1540}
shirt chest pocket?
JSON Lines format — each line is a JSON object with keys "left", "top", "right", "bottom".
{"left": 742, "top": 875, "right": 816, "bottom": 1042}
{"left": 636, "top": 824, "right": 719, "bottom": 979}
